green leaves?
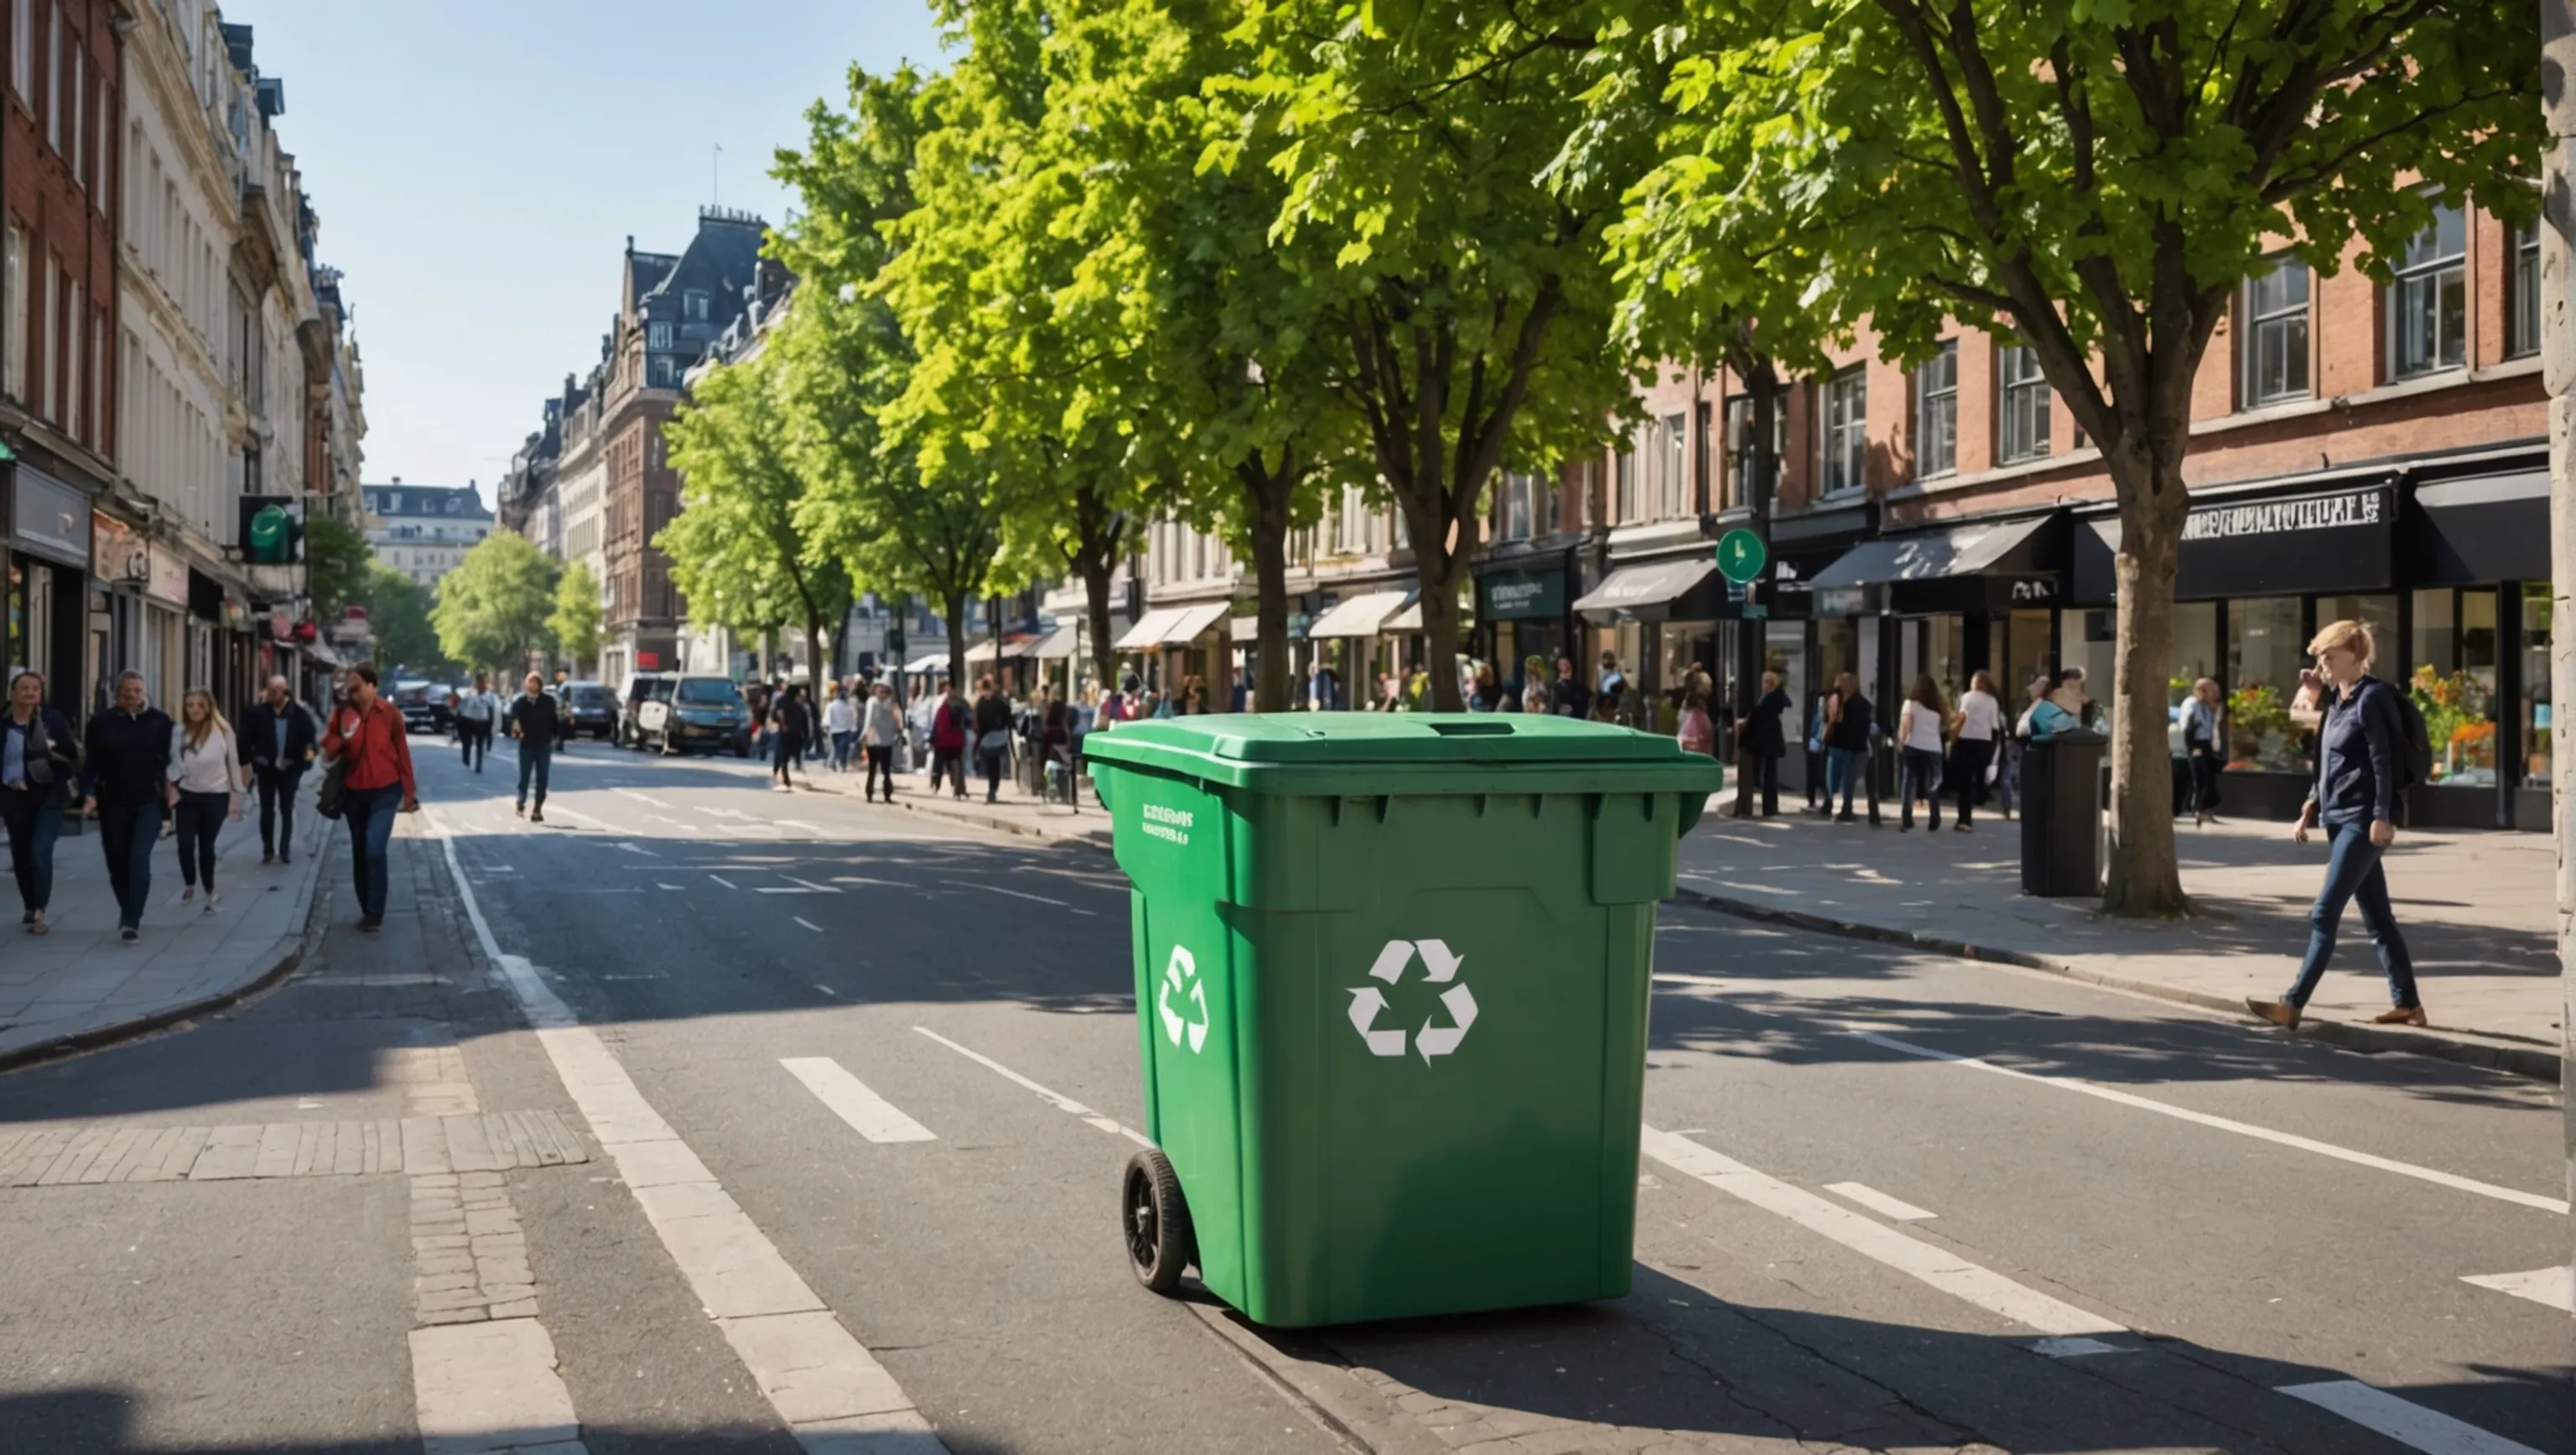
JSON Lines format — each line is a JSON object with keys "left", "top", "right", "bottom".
{"left": 549, "top": 562, "right": 605, "bottom": 671}
{"left": 429, "top": 533, "right": 560, "bottom": 678}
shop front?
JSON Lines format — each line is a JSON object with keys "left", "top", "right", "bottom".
{"left": 1809, "top": 512, "right": 2066, "bottom": 709}
{"left": 1304, "top": 589, "right": 1411, "bottom": 706}
{"left": 1473, "top": 551, "right": 1576, "bottom": 706}
{"left": 8, "top": 464, "right": 92, "bottom": 720}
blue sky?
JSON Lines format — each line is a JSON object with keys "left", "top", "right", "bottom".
{"left": 225, "top": 0, "right": 948, "bottom": 507}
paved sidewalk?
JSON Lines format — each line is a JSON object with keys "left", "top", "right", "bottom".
{"left": 1671, "top": 806, "right": 2558, "bottom": 1078}
{"left": 824, "top": 759, "right": 2559, "bottom": 1078}
{"left": 0, "top": 792, "right": 331, "bottom": 1068}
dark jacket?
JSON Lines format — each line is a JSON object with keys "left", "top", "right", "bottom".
{"left": 81, "top": 706, "right": 175, "bottom": 808}
{"left": 240, "top": 699, "right": 319, "bottom": 771}
{"left": 1744, "top": 688, "right": 1793, "bottom": 760}
{"left": 973, "top": 693, "right": 1011, "bottom": 738}
{"left": 2309, "top": 676, "right": 2402, "bottom": 829}
{"left": 2, "top": 706, "right": 78, "bottom": 808}
{"left": 1548, "top": 677, "right": 1592, "bottom": 719}
{"left": 1825, "top": 692, "right": 1873, "bottom": 752}
{"left": 503, "top": 691, "right": 560, "bottom": 746}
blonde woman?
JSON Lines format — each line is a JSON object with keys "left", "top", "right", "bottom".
{"left": 169, "top": 689, "right": 247, "bottom": 912}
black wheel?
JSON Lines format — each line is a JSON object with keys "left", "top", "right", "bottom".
{"left": 1122, "top": 1147, "right": 1193, "bottom": 1295}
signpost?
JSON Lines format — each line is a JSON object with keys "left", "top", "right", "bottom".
{"left": 1715, "top": 528, "right": 1768, "bottom": 585}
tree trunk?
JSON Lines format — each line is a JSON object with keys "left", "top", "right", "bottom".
{"left": 1732, "top": 356, "right": 1780, "bottom": 817}
{"left": 1414, "top": 549, "right": 1466, "bottom": 713}
{"left": 1245, "top": 460, "right": 1293, "bottom": 714}
{"left": 943, "top": 592, "right": 969, "bottom": 694}
{"left": 2099, "top": 450, "right": 2192, "bottom": 917}
{"left": 1080, "top": 553, "right": 1116, "bottom": 705}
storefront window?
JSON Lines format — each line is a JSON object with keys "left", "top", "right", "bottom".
{"left": 2056, "top": 609, "right": 2113, "bottom": 718}
{"left": 2005, "top": 608, "right": 2050, "bottom": 706}
{"left": 2316, "top": 595, "right": 2397, "bottom": 669}
{"left": 2407, "top": 586, "right": 2499, "bottom": 785}
{"left": 1815, "top": 617, "right": 1857, "bottom": 704}
{"left": 2225, "top": 596, "right": 2306, "bottom": 771}
{"left": 2522, "top": 582, "right": 2550, "bottom": 789}
{"left": 2168, "top": 600, "right": 2218, "bottom": 754}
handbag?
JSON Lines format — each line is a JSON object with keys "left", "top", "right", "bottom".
{"left": 314, "top": 756, "right": 348, "bottom": 820}
{"left": 977, "top": 728, "right": 1011, "bottom": 756}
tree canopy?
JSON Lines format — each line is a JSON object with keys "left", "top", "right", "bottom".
{"left": 430, "top": 532, "right": 560, "bottom": 678}
{"left": 550, "top": 561, "right": 605, "bottom": 675}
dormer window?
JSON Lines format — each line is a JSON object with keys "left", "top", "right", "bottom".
{"left": 683, "top": 291, "right": 709, "bottom": 322}
{"left": 647, "top": 322, "right": 673, "bottom": 351}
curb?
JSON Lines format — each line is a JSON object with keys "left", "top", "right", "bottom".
{"left": 0, "top": 829, "right": 340, "bottom": 1078}
{"left": 1670, "top": 886, "right": 2562, "bottom": 1083}
{"left": 808, "top": 771, "right": 1118, "bottom": 855}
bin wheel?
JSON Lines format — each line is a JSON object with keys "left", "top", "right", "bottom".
{"left": 1122, "top": 1147, "right": 1193, "bottom": 1295}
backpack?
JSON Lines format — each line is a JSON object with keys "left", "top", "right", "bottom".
{"left": 2379, "top": 681, "right": 2432, "bottom": 792}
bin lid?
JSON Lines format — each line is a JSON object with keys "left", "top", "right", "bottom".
{"left": 1083, "top": 712, "right": 1725, "bottom": 791}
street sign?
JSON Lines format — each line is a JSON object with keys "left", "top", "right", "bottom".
{"left": 1714, "top": 528, "right": 1768, "bottom": 585}
{"left": 1742, "top": 603, "right": 1768, "bottom": 620}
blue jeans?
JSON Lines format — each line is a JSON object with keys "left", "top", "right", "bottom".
{"left": 831, "top": 730, "right": 857, "bottom": 771}
{"left": 1, "top": 787, "right": 60, "bottom": 913}
{"left": 1898, "top": 746, "right": 1942, "bottom": 829}
{"left": 517, "top": 740, "right": 552, "bottom": 809}
{"left": 256, "top": 765, "right": 304, "bottom": 856}
{"left": 97, "top": 801, "right": 163, "bottom": 930}
{"left": 344, "top": 782, "right": 402, "bottom": 921}
{"left": 1824, "top": 746, "right": 1876, "bottom": 820}
{"left": 2283, "top": 819, "right": 2419, "bottom": 1009}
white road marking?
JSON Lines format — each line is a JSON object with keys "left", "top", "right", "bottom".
{"left": 783, "top": 876, "right": 839, "bottom": 893}
{"left": 2460, "top": 1265, "right": 2574, "bottom": 1313}
{"left": 1853, "top": 1030, "right": 2569, "bottom": 1216}
{"left": 781, "top": 1059, "right": 936, "bottom": 1144}
{"left": 965, "top": 884, "right": 1069, "bottom": 907}
{"left": 709, "top": 875, "right": 737, "bottom": 890}
{"left": 657, "top": 882, "right": 684, "bottom": 891}
{"left": 777, "top": 820, "right": 828, "bottom": 834}
{"left": 427, "top": 811, "right": 948, "bottom": 1453}
{"left": 1640, "top": 1126, "right": 2122, "bottom": 1338}
{"left": 614, "top": 789, "right": 671, "bottom": 808}
{"left": 613, "top": 843, "right": 658, "bottom": 857}
{"left": 408, "top": 1319, "right": 584, "bottom": 1455}
{"left": 912, "top": 1026, "right": 1150, "bottom": 1146}
{"left": 2029, "top": 1336, "right": 2127, "bottom": 1358}
{"left": 652, "top": 816, "right": 693, "bottom": 831}
{"left": 794, "top": 917, "right": 824, "bottom": 933}
{"left": 2277, "top": 1380, "right": 2546, "bottom": 1455}
{"left": 834, "top": 876, "right": 908, "bottom": 888}
{"left": 1823, "top": 1182, "right": 1937, "bottom": 1221}
{"left": 758, "top": 887, "right": 829, "bottom": 895}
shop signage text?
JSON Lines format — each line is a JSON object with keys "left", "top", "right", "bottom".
{"left": 2180, "top": 487, "right": 2381, "bottom": 542}
{"left": 1482, "top": 569, "right": 1564, "bottom": 621}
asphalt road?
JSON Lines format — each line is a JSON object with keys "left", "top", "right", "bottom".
{"left": 0, "top": 733, "right": 2563, "bottom": 1454}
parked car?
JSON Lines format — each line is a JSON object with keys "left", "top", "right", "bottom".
{"left": 391, "top": 680, "right": 447, "bottom": 734}
{"left": 621, "top": 673, "right": 677, "bottom": 749}
{"left": 554, "top": 680, "right": 618, "bottom": 740}
{"left": 634, "top": 675, "right": 752, "bottom": 756}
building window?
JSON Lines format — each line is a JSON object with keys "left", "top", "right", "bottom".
{"left": 1654, "top": 413, "right": 1687, "bottom": 520}
{"left": 2, "top": 226, "right": 20, "bottom": 403}
{"left": 647, "top": 322, "right": 673, "bottom": 351}
{"left": 2387, "top": 201, "right": 2466, "bottom": 378}
{"left": 1613, "top": 439, "right": 1639, "bottom": 522}
{"left": 2237, "top": 256, "right": 2311, "bottom": 408}
{"left": 67, "top": 41, "right": 81, "bottom": 191}
{"left": 1820, "top": 367, "right": 1866, "bottom": 496}
{"left": 2509, "top": 220, "right": 2541, "bottom": 360}
{"left": 9, "top": 0, "right": 28, "bottom": 102}
{"left": 44, "top": 6, "right": 58, "bottom": 151}
{"left": 1997, "top": 343, "right": 2050, "bottom": 464}
{"left": 1724, "top": 393, "right": 1784, "bottom": 508}
{"left": 1497, "top": 471, "right": 1537, "bottom": 542}
{"left": 1914, "top": 341, "right": 1957, "bottom": 479}
{"left": 647, "top": 355, "right": 678, "bottom": 388}
{"left": 683, "top": 290, "right": 709, "bottom": 322}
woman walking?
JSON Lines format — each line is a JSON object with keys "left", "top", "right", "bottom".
{"left": 1950, "top": 669, "right": 2002, "bottom": 831}
{"left": 1820, "top": 673, "right": 1877, "bottom": 825}
{"left": 769, "top": 683, "right": 810, "bottom": 790}
{"left": 169, "top": 689, "right": 247, "bottom": 912}
{"left": 860, "top": 681, "right": 903, "bottom": 802}
{"left": 322, "top": 663, "right": 418, "bottom": 933}
{"left": 1740, "top": 670, "right": 1792, "bottom": 818}
{"left": 2246, "top": 620, "right": 2425, "bottom": 1029}
{"left": 972, "top": 675, "right": 1012, "bottom": 803}
{"left": 2183, "top": 677, "right": 2225, "bottom": 826}
{"left": 81, "top": 671, "right": 174, "bottom": 943}
{"left": 0, "top": 670, "right": 75, "bottom": 934}
{"left": 1894, "top": 674, "right": 1948, "bottom": 832}
{"left": 824, "top": 683, "right": 860, "bottom": 773}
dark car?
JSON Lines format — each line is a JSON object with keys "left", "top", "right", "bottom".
{"left": 632, "top": 675, "right": 751, "bottom": 756}
{"left": 554, "top": 680, "right": 618, "bottom": 740}
{"left": 391, "top": 680, "right": 447, "bottom": 734}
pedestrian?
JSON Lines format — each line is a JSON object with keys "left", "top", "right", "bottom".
{"left": 2247, "top": 618, "right": 2426, "bottom": 1029}
{"left": 769, "top": 683, "right": 811, "bottom": 789}
{"left": 318, "top": 668, "right": 415, "bottom": 934}
{"left": 1468, "top": 663, "right": 1504, "bottom": 712}
{"left": 1950, "top": 668, "right": 2002, "bottom": 832}
{"left": 1548, "top": 656, "right": 1592, "bottom": 719}
{"left": 2183, "top": 676, "right": 2225, "bottom": 826}
{"left": 1737, "top": 669, "right": 1790, "bottom": 818}
{"left": 167, "top": 689, "right": 247, "bottom": 912}
{"left": 1308, "top": 662, "right": 1340, "bottom": 712}
{"left": 930, "top": 680, "right": 970, "bottom": 798}
{"left": 503, "top": 672, "right": 558, "bottom": 822}
{"left": 973, "top": 674, "right": 1013, "bottom": 803}
{"left": 239, "top": 676, "right": 318, "bottom": 865}
{"left": 1676, "top": 689, "right": 1716, "bottom": 756}
{"left": 0, "top": 669, "right": 75, "bottom": 935}
{"left": 454, "top": 670, "right": 498, "bottom": 772}
{"left": 1894, "top": 674, "right": 1948, "bottom": 831}
{"left": 2026, "top": 667, "right": 2090, "bottom": 740}
{"left": 1821, "top": 672, "right": 1879, "bottom": 826}
{"left": 1041, "top": 689, "right": 1075, "bottom": 803}
{"left": 80, "top": 671, "right": 175, "bottom": 943}
{"left": 825, "top": 682, "right": 860, "bottom": 773}
{"left": 861, "top": 681, "right": 902, "bottom": 802}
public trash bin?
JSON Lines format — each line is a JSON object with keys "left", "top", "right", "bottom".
{"left": 1083, "top": 714, "right": 1725, "bottom": 1328}
{"left": 2019, "top": 730, "right": 2108, "bottom": 896}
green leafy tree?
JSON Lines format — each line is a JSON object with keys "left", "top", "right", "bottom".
{"left": 430, "top": 532, "right": 561, "bottom": 678}
{"left": 361, "top": 564, "right": 445, "bottom": 679}
{"left": 306, "top": 512, "right": 372, "bottom": 621}
{"left": 660, "top": 346, "right": 852, "bottom": 677}
{"left": 1222, "top": 0, "right": 1649, "bottom": 709}
{"left": 550, "top": 561, "right": 605, "bottom": 676}
{"left": 776, "top": 65, "right": 1007, "bottom": 689}
{"left": 1618, "top": 0, "right": 2541, "bottom": 912}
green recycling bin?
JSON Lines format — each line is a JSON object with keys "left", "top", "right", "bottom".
{"left": 1083, "top": 713, "right": 1723, "bottom": 1328}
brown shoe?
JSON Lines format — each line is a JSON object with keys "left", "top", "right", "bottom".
{"left": 2246, "top": 997, "right": 2302, "bottom": 1028}
{"left": 2371, "top": 1006, "right": 2428, "bottom": 1026}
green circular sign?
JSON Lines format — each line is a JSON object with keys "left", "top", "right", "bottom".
{"left": 1714, "top": 527, "right": 1768, "bottom": 585}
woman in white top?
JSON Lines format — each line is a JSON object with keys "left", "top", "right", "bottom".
{"left": 1948, "top": 668, "right": 2002, "bottom": 832}
{"left": 823, "top": 684, "right": 860, "bottom": 773}
{"left": 1895, "top": 674, "right": 1949, "bottom": 832}
{"left": 169, "top": 689, "right": 247, "bottom": 910}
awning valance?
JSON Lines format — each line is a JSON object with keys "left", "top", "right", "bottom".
{"left": 1572, "top": 559, "right": 1719, "bottom": 620}
{"left": 1808, "top": 517, "right": 2050, "bottom": 588}
{"left": 2415, "top": 470, "right": 2547, "bottom": 584}
{"left": 1114, "top": 606, "right": 1187, "bottom": 651}
{"left": 1030, "top": 624, "right": 1081, "bottom": 659}
{"left": 903, "top": 652, "right": 952, "bottom": 674}
{"left": 1158, "top": 601, "right": 1232, "bottom": 646}
{"left": 1305, "top": 590, "right": 1411, "bottom": 640}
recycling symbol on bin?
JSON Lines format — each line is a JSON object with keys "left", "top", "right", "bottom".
{"left": 1347, "top": 939, "right": 1477, "bottom": 1064}
{"left": 1156, "top": 945, "right": 1209, "bottom": 1054}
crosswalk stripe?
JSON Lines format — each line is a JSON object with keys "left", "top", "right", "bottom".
{"left": 2459, "top": 1266, "right": 2573, "bottom": 1313}
{"left": 1822, "top": 1181, "right": 1937, "bottom": 1221}
{"left": 781, "top": 1059, "right": 936, "bottom": 1144}
{"left": 2277, "top": 1380, "right": 2545, "bottom": 1455}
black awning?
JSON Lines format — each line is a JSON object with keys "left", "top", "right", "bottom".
{"left": 1572, "top": 558, "right": 1721, "bottom": 621}
{"left": 2075, "top": 480, "right": 2396, "bottom": 604}
{"left": 2412, "top": 470, "right": 2548, "bottom": 584}
{"left": 1809, "top": 514, "right": 2062, "bottom": 613}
